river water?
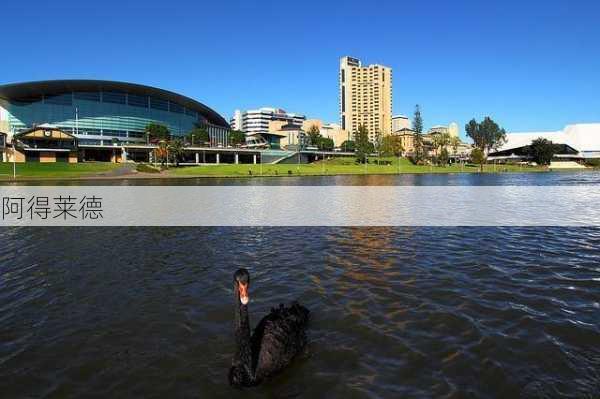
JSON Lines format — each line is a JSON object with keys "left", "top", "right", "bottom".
{"left": 1, "top": 172, "right": 599, "bottom": 398}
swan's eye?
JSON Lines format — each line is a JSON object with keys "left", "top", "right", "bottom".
{"left": 238, "top": 283, "right": 249, "bottom": 305}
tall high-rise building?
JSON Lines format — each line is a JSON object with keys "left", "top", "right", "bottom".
{"left": 339, "top": 56, "right": 393, "bottom": 141}
{"left": 230, "top": 107, "right": 305, "bottom": 135}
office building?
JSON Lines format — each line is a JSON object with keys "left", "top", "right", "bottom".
{"left": 230, "top": 107, "right": 305, "bottom": 135}
{"left": 339, "top": 56, "right": 392, "bottom": 141}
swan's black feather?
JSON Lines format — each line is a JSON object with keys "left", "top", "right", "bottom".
{"left": 250, "top": 301, "right": 309, "bottom": 383}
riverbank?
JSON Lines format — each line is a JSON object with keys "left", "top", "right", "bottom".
{"left": 0, "top": 157, "right": 572, "bottom": 181}
{"left": 0, "top": 162, "right": 124, "bottom": 180}
{"left": 167, "top": 157, "right": 547, "bottom": 177}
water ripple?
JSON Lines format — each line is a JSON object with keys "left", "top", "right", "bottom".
{"left": 0, "top": 227, "right": 599, "bottom": 398}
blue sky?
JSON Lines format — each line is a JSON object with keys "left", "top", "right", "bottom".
{"left": 2, "top": 0, "right": 600, "bottom": 138}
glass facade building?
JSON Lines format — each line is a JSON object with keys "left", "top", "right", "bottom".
{"left": 0, "top": 80, "right": 230, "bottom": 147}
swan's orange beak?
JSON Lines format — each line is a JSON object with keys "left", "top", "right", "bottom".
{"left": 238, "top": 283, "right": 249, "bottom": 305}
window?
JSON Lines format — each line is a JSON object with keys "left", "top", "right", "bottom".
{"left": 102, "top": 92, "right": 126, "bottom": 104}
{"left": 45, "top": 93, "right": 72, "bottom": 105}
{"left": 79, "top": 139, "right": 101, "bottom": 145}
{"left": 74, "top": 91, "right": 101, "bottom": 102}
{"left": 150, "top": 97, "right": 169, "bottom": 111}
{"left": 127, "top": 94, "right": 149, "bottom": 108}
{"left": 185, "top": 107, "right": 198, "bottom": 118}
{"left": 102, "top": 130, "right": 127, "bottom": 137}
{"left": 169, "top": 102, "right": 184, "bottom": 114}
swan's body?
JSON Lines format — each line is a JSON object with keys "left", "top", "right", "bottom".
{"left": 229, "top": 269, "right": 309, "bottom": 387}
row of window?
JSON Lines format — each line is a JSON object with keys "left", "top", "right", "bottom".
{"left": 78, "top": 139, "right": 142, "bottom": 146}
{"left": 16, "top": 92, "right": 199, "bottom": 118}
{"left": 56, "top": 126, "right": 146, "bottom": 139}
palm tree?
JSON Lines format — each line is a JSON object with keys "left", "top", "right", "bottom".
{"left": 432, "top": 132, "right": 451, "bottom": 166}
{"left": 156, "top": 140, "right": 168, "bottom": 167}
{"left": 450, "top": 136, "right": 460, "bottom": 154}
{"left": 168, "top": 138, "right": 185, "bottom": 167}
{"left": 450, "top": 136, "right": 461, "bottom": 164}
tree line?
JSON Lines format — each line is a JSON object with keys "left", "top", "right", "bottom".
{"left": 144, "top": 122, "right": 247, "bottom": 166}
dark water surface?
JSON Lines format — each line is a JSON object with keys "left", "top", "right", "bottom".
{"left": 1, "top": 174, "right": 600, "bottom": 398}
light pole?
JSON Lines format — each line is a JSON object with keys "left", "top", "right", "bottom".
{"left": 297, "top": 133, "right": 301, "bottom": 173}
{"left": 75, "top": 106, "right": 79, "bottom": 136}
{"left": 11, "top": 127, "right": 16, "bottom": 180}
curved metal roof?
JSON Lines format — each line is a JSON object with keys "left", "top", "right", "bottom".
{"left": 0, "top": 80, "right": 229, "bottom": 128}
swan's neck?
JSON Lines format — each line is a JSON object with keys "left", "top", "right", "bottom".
{"left": 234, "top": 300, "right": 254, "bottom": 381}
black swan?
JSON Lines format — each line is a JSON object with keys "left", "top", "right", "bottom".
{"left": 229, "top": 268, "right": 309, "bottom": 387}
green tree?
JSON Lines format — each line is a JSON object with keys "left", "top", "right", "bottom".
{"left": 412, "top": 105, "right": 425, "bottom": 163}
{"left": 528, "top": 137, "right": 557, "bottom": 166}
{"left": 354, "top": 124, "right": 371, "bottom": 163}
{"left": 168, "top": 138, "right": 185, "bottom": 167}
{"left": 465, "top": 117, "right": 507, "bottom": 170}
{"left": 307, "top": 124, "right": 321, "bottom": 145}
{"left": 228, "top": 130, "right": 246, "bottom": 146}
{"left": 438, "top": 147, "right": 449, "bottom": 166}
{"left": 432, "top": 132, "right": 451, "bottom": 165}
{"left": 465, "top": 117, "right": 506, "bottom": 154}
{"left": 373, "top": 130, "right": 383, "bottom": 155}
{"left": 380, "top": 135, "right": 403, "bottom": 157}
{"left": 145, "top": 122, "right": 170, "bottom": 141}
{"left": 470, "top": 148, "right": 485, "bottom": 171}
{"left": 341, "top": 140, "right": 356, "bottom": 152}
{"left": 450, "top": 136, "right": 460, "bottom": 158}
{"left": 188, "top": 126, "right": 210, "bottom": 146}
{"left": 318, "top": 137, "right": 334, "bottom": 151}
{"left": 413, "top": 104, "right": 423, "bottom": 134}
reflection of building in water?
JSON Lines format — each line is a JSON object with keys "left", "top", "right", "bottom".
{"left": 322, "top": 227, "right": 420, "bottom": 326}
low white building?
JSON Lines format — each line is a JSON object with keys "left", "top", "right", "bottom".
{"left": 489, "top": 124, "right": 600, "bottom": 160}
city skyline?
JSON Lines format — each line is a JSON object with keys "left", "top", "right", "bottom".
{"left": 2, "top": 1, "right": 600, "bottom": 139}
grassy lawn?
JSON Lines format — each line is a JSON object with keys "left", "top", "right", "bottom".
{"left": 0, "top": 162, "right": 121, "bottom": 179}
{"left": 168, "top": 157, "right": 545, "bottom": 177}
{"left": 135, "top": 163, "right": 162, "bottom": 174}
{"left": 0, "top": 158, "right": 548, "bottom": 180}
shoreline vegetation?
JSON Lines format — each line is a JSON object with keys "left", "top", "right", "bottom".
{"left": 0, "top": 157, "right": 593, "bottom": 181}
